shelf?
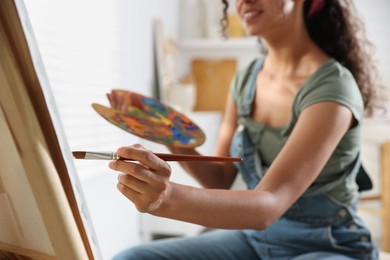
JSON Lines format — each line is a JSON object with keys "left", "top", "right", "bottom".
{"left": 177, "top": 37, "right": 259, "bottom": 51}
{"left": 176, "top": 37, "right": 261, "bottom": 71}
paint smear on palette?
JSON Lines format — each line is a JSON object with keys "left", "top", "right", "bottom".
{"left": 92, "top": 90, "right": 205, "bottom": 148}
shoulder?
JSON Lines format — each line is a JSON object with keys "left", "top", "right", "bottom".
{"left": 295, "top": 59, "right": 364, "bottom": 122}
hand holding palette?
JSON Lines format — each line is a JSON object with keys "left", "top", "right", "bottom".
{"left": 92, "top": 90, "right": 206, "bottom": 148}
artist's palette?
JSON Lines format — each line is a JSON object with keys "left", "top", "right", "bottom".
{"left": 92, "top": 90, "right": 205, "bottom": 148}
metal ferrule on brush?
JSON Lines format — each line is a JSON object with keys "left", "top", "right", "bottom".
{"left": 84, "top": 151, "right": 120, "bottom": 160}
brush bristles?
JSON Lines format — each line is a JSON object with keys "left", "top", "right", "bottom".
{"left": 72, "top": 151, "right": 86, "bottom": 159}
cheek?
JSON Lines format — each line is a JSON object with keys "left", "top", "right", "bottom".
{"left": 282, "top": 0, "right": 294, "bottom": 14}
{"left": 235, "top": 0, "right": 244, "bottom": 13}
{"left": 276, "top": 0, "right": 296, "bottom": 19}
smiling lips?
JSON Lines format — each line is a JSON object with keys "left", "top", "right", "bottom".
{"left": 242, "top": 10, "right": 263, "bottom": 24}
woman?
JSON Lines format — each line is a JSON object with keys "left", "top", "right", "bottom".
{"left": 111, "top": 0, "right": 379, "bottom": 259}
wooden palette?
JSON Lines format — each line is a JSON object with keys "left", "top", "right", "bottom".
{"left": 92, "top": 90, "right": 206, "bottom": 148}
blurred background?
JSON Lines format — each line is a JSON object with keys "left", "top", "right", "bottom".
{"left": 23, "top": 0, "right": 390, "bottom": 259}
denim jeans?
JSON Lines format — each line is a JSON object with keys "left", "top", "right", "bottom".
{"left": 113, "top": 227, "right": 376, "bottom": 260}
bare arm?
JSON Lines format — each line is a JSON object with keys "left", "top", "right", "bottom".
{"left": 110, "top": 102, "right": 353, "bottom": 229}
{"left": 167, "top": 94, "right": 239, "bottom": 189}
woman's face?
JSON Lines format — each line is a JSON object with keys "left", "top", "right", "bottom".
{"left": 235, "top": 0, "right": 295, "bottom": 37}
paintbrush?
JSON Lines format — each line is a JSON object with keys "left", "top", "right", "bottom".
{"left": 72, "top": 151, "right": 242, "bottom": 162}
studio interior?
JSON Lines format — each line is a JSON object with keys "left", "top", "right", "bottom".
{"left": 0, "top": 0, "right": 389, "bottom": 259}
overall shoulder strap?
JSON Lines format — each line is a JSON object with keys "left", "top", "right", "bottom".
{"left": 238, "top": 56, "right": 265, "bottom": 117}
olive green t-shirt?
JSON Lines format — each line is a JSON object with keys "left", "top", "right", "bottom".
{"left": 231, "top": 58, "right": 364, "bottom": 204}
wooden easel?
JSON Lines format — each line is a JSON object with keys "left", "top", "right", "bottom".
{"left": 381, "top": 141, "right": 390, "bottom": 252}
{"left": 0, "top": 0, "right": 99, "bottom": 259}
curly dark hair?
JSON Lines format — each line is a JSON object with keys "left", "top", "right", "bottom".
{"left": 221, "top": 0, "right": 379, "bottom": 116}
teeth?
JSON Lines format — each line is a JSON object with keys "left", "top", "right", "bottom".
{"left": 243, "top": 11, "right": 258, "bottom": 18}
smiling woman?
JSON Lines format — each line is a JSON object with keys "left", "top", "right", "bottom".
{"left": 110, "top": 0, "right": 382, "bottom": 259}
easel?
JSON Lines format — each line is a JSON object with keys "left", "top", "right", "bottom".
{"left": 0, "top": 0, "right": 100, "bottom": 259}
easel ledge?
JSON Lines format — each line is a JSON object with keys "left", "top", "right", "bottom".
{"left": 0, "top": 243, "right": 55, "bottom": 260}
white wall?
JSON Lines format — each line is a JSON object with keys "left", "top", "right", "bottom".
{"left": 355, "top": 0, "right": 390, "bottom": 87}
{"left": 24, "top": 1, "right": 179, "bottom": 259}
{"left": 344, "top": 1, "right": 390, "bottom": 250}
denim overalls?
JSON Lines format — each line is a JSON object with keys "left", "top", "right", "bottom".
{"left": 229, "top": 57, "right": 378, "bottom": 259}
{"left": 113, "top": 58, "right": 378, "bottom": 260}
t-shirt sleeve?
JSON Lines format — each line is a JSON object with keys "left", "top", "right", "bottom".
{"left": 295, "top": 66, "right": 364, "bottom": 124}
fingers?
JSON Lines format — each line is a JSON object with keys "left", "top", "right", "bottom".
{"left": 110, "top": 159, "right": 164, "bottom": 183}
{"left": 117, "top": 182, "right": 139, "bottom": 201}
{"left": 107, "top": 90, "right": 120, "bottom": 109}
{"left": 116, "top": 181, "right": 165, "bottom": 213}
{"left": 117, "top": 172, "right": 165, "bottom": 194}
{"left": 106, "top": 90, "right": 126, "bottom": 112}
{"left": 116, "top": 182, "right": 148, "bottom": 212}
{"left": 111, "top": 146, "right": 171, "bottom": 213}
{"left": 117, "top": 172, "right": 144, "bottom": 193}
{"left": 116, "top": 145, "right": 171, "bottom": 175}
{"left": 106, "top": 93, "right": 114, "bottom": 107}
{"left": 117, "top": 94, "right": 125, "bottom": 112}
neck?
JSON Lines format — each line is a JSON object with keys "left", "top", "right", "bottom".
{"left": 263, "top": 35, "right": 317, "bottom": 77}
{"left": 260, "top": 3, "right": 327, "bottom": 77}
